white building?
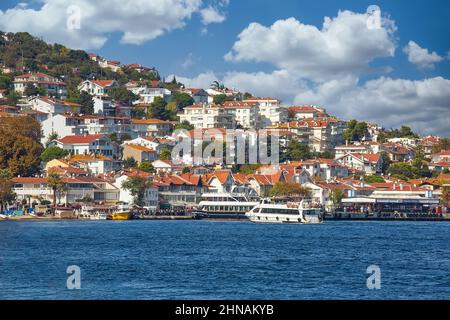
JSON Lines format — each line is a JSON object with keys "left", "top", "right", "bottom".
{"left": 243, "top": 97, "right": 287, "bottom": 126}
{"left": 13, "top": 177, "right": 119, "bottom": 205}
{"left": 78, "top": 80, "right": 119, "bottom": 97}
{"left": 336, "top": 153, "right": 383, "bottom": 175}
{"left": 54, "top": 134, "right": 117, "bottom": 158}
{"left": 114, "top": 174, "right": 159, "bottom": 209}
{"left": 178, "top": 104, "right": 236, "bottom": 129}
{"left": 29, "top": 96, "right": 81, "bottom": 115}
{"left": 13, "top": 73, "right": 67, "bottom": 98}
{"left": 222, "top": 101, "right": 261, "bottom": 129}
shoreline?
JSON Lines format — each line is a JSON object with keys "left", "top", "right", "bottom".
{"left": 2, "top": 215, "right": 450, "bottom": 222}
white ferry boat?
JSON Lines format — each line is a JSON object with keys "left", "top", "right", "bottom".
{"left": 246, "top": 199, "right": 323, "bottom": 224}
{"left": 195, "top": 186, "right": 260, "bottom": 219}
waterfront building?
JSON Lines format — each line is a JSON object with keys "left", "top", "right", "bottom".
{"left": 12, "top": 176, "right": 119, "bottom": 205}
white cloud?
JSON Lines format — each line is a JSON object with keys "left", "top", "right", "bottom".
{"left": 0, "top": 0, "right": 229, "bottom": 49}
{"left": 175, "top": 69, "right": 450, "bottom": 136}
{"left": 225, "top": 11, "right": 397, "bottom": 81}
{"left": 200, "top": 6, "right": 226, "bottom": 25}
{"left": 173, "top": 71, "right": 219, "bottom": 88}
{"left": 294, "top": 76, "right": 450, "bottom": 136}
{"left": 403, "top": 41, "right": 444, "bottom": 69}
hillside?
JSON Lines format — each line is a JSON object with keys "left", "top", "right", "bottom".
{"left": 0, "top": 31, "right": 160, "bottom": 100}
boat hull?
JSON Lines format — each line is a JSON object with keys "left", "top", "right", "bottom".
{"left": 110, "top": 212, "right": 131, "bottom": 220}
{"left": 246, "top": 213, "right": 322, "bottom": 224}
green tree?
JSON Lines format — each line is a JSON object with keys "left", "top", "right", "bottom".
{"left": 47, "top": 172, "right": 63, "bottom": 210}
{"left": 5, "top": 90, "right": 22, "bottom": 105}
{"left": 174, "top": 120, "right": 194, "bottom": 131}
{"left": 121, "top": 176, "right": 149, "bottom": 206}
{"left": 239, "top": 164, "right": 263, "bottom": 174}
{"left": 243, "top": 92, "right": 253, "bottom": 100}
{"left": 285, "top": 139, "right": 312, "bottom": 161}
{"left": 159, "top": 147, "right": 172, "bottom": 161}
{"left": 380, "top": 151, "right": 391, "bottom": 174}
{"left": 330, "top": 188, "right": 345, "bottom": 209}
{"left": 0, "top": 169, "right": 15, "bottom": 212}
{"left": 182, "top": 167, "right": 191, "bottom": 174}
{"left": 213, "top": 94, "right": 231, "bottom": 105}
{"left": 147, "top": 96, "right": 169, "bottom": 120}
{"left": 123, "top": 157, "right": 137, "bottom": 169}
{"left": 41, "top": 146, "right": 69, "bottom": 163}
{"left": 24, "top": 83, "right": 47, "bottom": 97}
{"left": 139, "top": 161, "right": 156, "bottom": 173}
{"left": 388, "top": 162, "right": 420, "bottom": 180}
{"left": 109, "top": 87, "right": 138, "bottom": 105}
{"left": 170, "top": 92, "right": 194, "bottom": 110}
{"left": 46, "top": 132, "right": 59, "bottom": 145}
{"left": 343, "top": 120, "right": 368, "bottom": 142}
{"left": 269, "top": 182, "right": 311, "bottom": 198}
{"left": 78, "top": 91, "right": 94, "bottom": 115}
{"left": 363, "top": 175, "right": 385, "bottom": 183}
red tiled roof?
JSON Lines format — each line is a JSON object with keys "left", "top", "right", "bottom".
{"left": 91, "top": 80, "right": 116, "bottom": 87}
{"left": 57, "top": 134, "right": 104, "bottom": 144}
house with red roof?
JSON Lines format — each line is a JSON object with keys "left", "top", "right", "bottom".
{"left": 336, "top": 153, "right": 383, "bottom": 174}
{"left": 431, "top": 150, "right": 450, "bottom": 163}
{"left": 78, "top": 79, "right": 119, "bottom": 96}
{"left": 154, "top": 173, "right": 207, "bottom": 208}
{"left": 13, "top": 72, "right": 67, "bottom": 98}
{"left": 288, "top": 105, "right": 327, "bottom": 119}
{"left": 205, "top": 169, "right": 235, "bottom": 193}
{"left": 29, "top": 96, "right": 81, "bottom": 115}
{"left": 54, "top": 134, "right": 117, "bottom": 158}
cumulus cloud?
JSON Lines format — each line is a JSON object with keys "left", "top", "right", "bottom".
{"left": 200, "top": 6, "right": 226, "bottom": 25}
{"left": 0, "top": 0, "right": 228, "bottom": 49}
{"left": 403, "top": 41, "right": 444, "bottom": 69}
{"left": 173, "top": 71, "right": 219, "bottom": 88}
{"left": 225, "top": 11, "right": 397, "bottom": 81}
{"left": 176, "top": 69, "right": 450, "bottom": 136}
{"left": 294, "top": 76, "right": 450, "bottom": 136}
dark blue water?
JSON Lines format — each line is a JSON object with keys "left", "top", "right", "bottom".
{"left": 0, "top": 220, "right": 449, "bottom": 299}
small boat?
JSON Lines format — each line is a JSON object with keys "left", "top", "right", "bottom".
{"left": 109, "top": 205, "right": 132, "bottom": 220}
{"left": 89, "top": 213, "right": 108, "bottom": 220}
{"left": 246, "top": 198, "right": 323, "bottom": 224}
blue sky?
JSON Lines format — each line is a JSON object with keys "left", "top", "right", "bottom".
{"left": 0, "top": 0, "right": 449, "bottom": 135}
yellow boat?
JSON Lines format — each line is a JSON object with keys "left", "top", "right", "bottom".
{"left": 110, "top": 211, "right": 132, "bottom": 220}
{"left": 109, "top": 205, "right": 132, "bottom": 220}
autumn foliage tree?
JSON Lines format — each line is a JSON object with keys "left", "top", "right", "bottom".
{"left": 0, "top": 116, "right": 43, "bottom": 177}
